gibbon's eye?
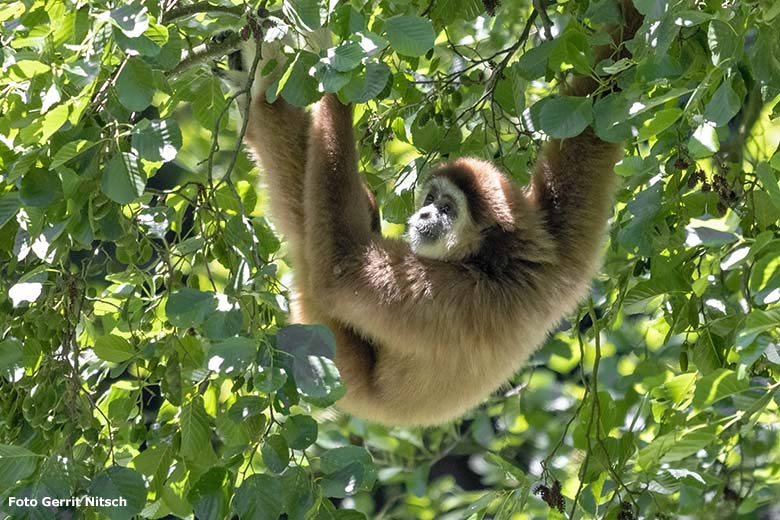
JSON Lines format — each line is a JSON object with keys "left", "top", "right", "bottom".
{"left": 440, "top": 203, "right": 452, "bottom": 215}
{"left": 424, "top": 193, "right": 434, "bottom": 205}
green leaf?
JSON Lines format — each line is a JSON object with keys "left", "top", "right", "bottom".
{"left": 262, "top": 434, "right": 290, "bottom": 473}
{"left": 284, "top": 0, "right": 322, "bottom": 30}
{"left": 0, "top": 338, "right": 23, "bottom": 377}
{"left": 385, "top": 16, "right": 435, "bottom": 57}
{"left": 165, "top": 288, "right": 218, "bottom": 329}
{"left": 330, "top": 42, "right": 363, "bottom": 72}
{"left": 20, "top": 169, "right": 62, "bottom": 207}
{"left": 661, "top": 430, "right": 717, "bottom": 463}
{"left": 708, "top": 20, "right": 741, "bottom": 66}
{"left": 228, "top": 395, "right": 268, "bottom": 423}
{"left": 87, "top": 466, "right": 147, "bottom": 520}
{"left": 539, "top": 96, "right": 593, "bottom": 138}
{"left": 277, "top": 324, "right": 346, "bottom": 406}
{"left": 0, "top": 192, "right": 20, "bottom": 228}
{"left": 187, "top": 467, "right": 229, "bottom": 520}
{"left": 51, "top": 139, "right": 97, "bottom": 169}
{"left": 115, "top": 57, "right": 155, "bottom": 111}
{"left": 110, "top": 5, "right": 149, "bottom": 38}
{"left": 0, "top": 444, "right": 40, "bottom": 488}
{"left": 207, "top": 337, "right": 257, "bottom": 375}
{"left": 637, "top": 108, "right": 681, "bottom": 141}
{"left": 282, "top": 415, "right": 318, "bottom": 450}
{"left": 516, "top": 40, "right": 556, "bottom": 80}
{"left": 280, "top": 52, "right": 321, "bottom": 107}
{"left": 704, "top": 77, "right": 742, "bottom": 127}
{"left": 320, "top": 446, "right": 377, "bottom": 498}
{"left": 493, "top": 63, "right": 526, "bottom": 117}
{"left": 180, "top": 396, "right": 211, "bottom": 460}
{"left": 736, "top": 309, "right": 780, "bottom": 351}
{"left": 692, "top": 369, "right": 750, "bottom": 412}
{"left": 233, "top": 474, "right": 284, "bottom": 520}
{"left": 101, "top": 152, "right": 146, "bottom": 204}
{"left": 131, "top": 119, "right": 182, "bottom": 162}
{"left": 94, "top": 334, "right": 134, "bottom": 363}
{"left": 688, "top": 123, "right": 719, "bottom": 158}
{"left": 343, "top": 62, "right": 391, "bottom": 103}
{"left": 39, "top": 103, "right": 70, "bottom": 141}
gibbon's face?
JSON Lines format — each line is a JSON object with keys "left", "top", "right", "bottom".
{"left": 408, "top": 177, "right": 478, "bottom": 260}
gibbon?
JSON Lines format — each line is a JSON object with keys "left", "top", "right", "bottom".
{"left": 226, "top": 2, "right": 641, "bottom": 426}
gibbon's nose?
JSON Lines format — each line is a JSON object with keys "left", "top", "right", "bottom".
{"left": 418, "top": 208, "right": 432, "bottom": 220}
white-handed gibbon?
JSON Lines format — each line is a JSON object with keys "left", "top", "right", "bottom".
{"left": 226, "top": 1, "right": 641, "bottom": 426}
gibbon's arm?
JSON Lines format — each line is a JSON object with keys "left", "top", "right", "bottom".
{"left": 527, "top": 1, "right": 641, "bottom": 290}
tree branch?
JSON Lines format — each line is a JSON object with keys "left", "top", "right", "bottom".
{"left": 161, "top": 2, "right": 244, "bottom": 23}
{"left": 167, "top": 31, "right": 242, "bottom": 78}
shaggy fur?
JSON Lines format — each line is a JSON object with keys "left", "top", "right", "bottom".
{"left": 238, "top": 2, "right": 641, "bottom": 426}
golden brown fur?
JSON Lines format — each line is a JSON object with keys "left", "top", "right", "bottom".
{"left": 240, "top": 2, "right": 641, "bottom": 426}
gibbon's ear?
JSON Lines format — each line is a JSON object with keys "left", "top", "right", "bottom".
{"left": 433, "top": 157, "right": 517, "bottom": 232}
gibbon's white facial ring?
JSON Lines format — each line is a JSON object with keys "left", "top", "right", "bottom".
{"left": 408, "top": 176, "right": 474, "bottom": 260}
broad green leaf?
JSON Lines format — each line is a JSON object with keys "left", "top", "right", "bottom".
{"left": 736, "top": 309, "right": 780, "bottom": 351}
{"left": 232, "top": 474, "right": 284, "bottom": 520}
{"left": 94, "top": 334, "right": 134, "bottom": 363}
{"left": 180, "top": 396, "right": 211, "bottom": 460}
{"left": 330, "top": 42, "right": 363, "bottom": 72}
{"left": 87, "top": 466, "right": 147, "bottom": 520}
{"left": 115, "top": 57, "right": 155, "bottom": 111}
{"left": 277, "top": 324, "right": 345, "bottom": 406}
{"left": 385, "top": 16, "right": 435, "bottom": 57}
{"left": 0, "top": 444, "right": 40, "bottom": 487}
{"left": 281, "top": 415, "right": 318, "bottom": 449}
{"left": 708, "top": 20, "right": 741, "bottom": 66}
{"left": 280, "top": 51, "right": 321, "bottom": 107}
{"left": 692, "top": 369, "right": 750, "bottom": 412}
{"left": 131, "top": 119, "right": 182, "bottom": 162}
{"left": 39, "top": 103, "right": 70, "bottom": 141}
{"left": 101, "top": 152, "right": 146, "bottom": 204}
{"left": 228, "top": 395, "right": 268, "bottom": 423}
{"left": 110, "top": 5, "right": 149, "bottom": 38}
{"left": 0, "top": 338, "right": 23, "bottom": 377}
{"left": 516, "top": 40, "right": 556, "bottom": 80}
{"left": 0, "top": 192, "right": 20, "bottom": 228}
{"left": 539, "top": 96, "right": 593, "bottom": 138}
{"left": 343, "top": 62, "right": 391, "bottom": 103}
{"left": 704, "top": 77, "right": 742, "bottom": 127}
{"left": 187, "top": 467, "right": 229, "bottom": 520}
{"left": 688, "top": 123, "right": 719, "bottom": 158}
{"left": 637, "top": 108, "right": 681, "bottom": 141}
{"left": 20, "top": 170, "right": 62, "bottom": 207}
{"left": 320, "top": 446, "right": 377, "bottom": 498}
{"left": 51, "top": 139, "right": 97, "bottom": 169}
{"left": 206, "top": 337, "right": 257, "bottom": 375}
{"left": 165, "top": 288, "right": 217, "bottom": 329}
{"left": 262, "top": 434, "right": 290, "bottom": 473}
